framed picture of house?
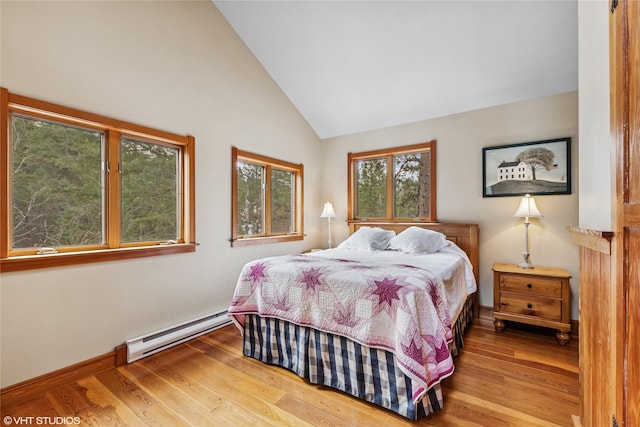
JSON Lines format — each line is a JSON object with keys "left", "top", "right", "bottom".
{"left": 482, "top": 137, "right": 571, "bottom": 197}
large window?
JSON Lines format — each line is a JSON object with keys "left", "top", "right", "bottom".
{"left": 348, "top": 141, "right": 436, "bottom": 222}
{"left": 0, "top": 88, "right": 196, "bottom": 272}
{"left": 231, "top": 147, "right": 303, "bottom": 247}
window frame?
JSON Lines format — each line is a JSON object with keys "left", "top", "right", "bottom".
{"left": 0, "top": 87, "right": 196, "bottom": 272}
{"left": 231, "top": 147, "right": 303, "bottom": 247}
{"left": 347, "top": 141, "right": 436, "bottom": 223}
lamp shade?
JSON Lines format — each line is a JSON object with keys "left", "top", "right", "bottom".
{"left": 513, "top": 194, "right": 542, "bottom": 218}
{"left": 320, "top": 201, "right": 336, "bottom": 218}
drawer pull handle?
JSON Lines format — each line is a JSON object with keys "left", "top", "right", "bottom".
{"left": 527, "top": 283, "right": 533, "bottom": 288}
{"left": 527, "top": 303, "right": 533, "bottom": 309}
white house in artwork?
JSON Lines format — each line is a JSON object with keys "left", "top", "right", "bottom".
{"left": 497, "top": 160, "right": 532, "bottom": 182}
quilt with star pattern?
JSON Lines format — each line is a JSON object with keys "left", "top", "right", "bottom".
{"left": 228, "top": 252, "right": 457, "bottom": 402}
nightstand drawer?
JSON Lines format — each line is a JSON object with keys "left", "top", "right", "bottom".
{"left": 499, "top": 274, "right": 562, "bottom": 297}
{"left": 499, "top": 293, "right": 562, "bottom": 321}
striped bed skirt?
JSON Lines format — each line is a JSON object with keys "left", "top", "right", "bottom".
{"left": 242, "top": 297, "right": 474, "bottom": 420}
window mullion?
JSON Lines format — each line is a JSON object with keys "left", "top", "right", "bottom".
{"left": 386, "top": 155, "right": 394, "bottom": 219}
{"left": 265, "top": 164, "right": 272, "bottom": 235}
{"left": 106, "top": 131, "right": 121, "bottom": 248}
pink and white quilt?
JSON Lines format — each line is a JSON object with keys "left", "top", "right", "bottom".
{"left": 228, "top": 252, "right": 458, "bottom": 401}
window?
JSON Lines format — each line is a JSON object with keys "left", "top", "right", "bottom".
{"left": 231, "top": 147, "right": 303, "bottom": 247}
{"left": 0, "top": 88, "right": 196, "bottom": 272}
{"left": 348, "top": 141, "right": 436, "bottom": 222}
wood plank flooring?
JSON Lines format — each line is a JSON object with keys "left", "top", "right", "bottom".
{"left": 0, "top": 316, "right": 579, "bottom": 426}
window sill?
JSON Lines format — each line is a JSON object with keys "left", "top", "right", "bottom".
{"left": 231, "top": 234, "right": 304, "bottom": 247}
{"left": 0, "top": 244, "right": 197, "bottom": 273}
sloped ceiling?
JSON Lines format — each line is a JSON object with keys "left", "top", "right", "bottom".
{"left": 214, "top": 1, "right": 578, "bottom": 139}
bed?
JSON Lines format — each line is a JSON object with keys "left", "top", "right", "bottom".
{"left": 228, "top": 221, "right": 479, "bottom": 419}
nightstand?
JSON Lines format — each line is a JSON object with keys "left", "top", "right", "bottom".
{"left": 492, "top": 263, "right": 572, "bottom": 345}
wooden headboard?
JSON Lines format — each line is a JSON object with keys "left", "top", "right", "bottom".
{"left": 349, "top": 221, "right": 480, "bottom": 316}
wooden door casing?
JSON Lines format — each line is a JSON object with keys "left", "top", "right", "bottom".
{"left": 611, "top": 0, "right": 639, "bottom": 425}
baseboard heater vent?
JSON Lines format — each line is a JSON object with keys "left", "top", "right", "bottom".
{"left": 125, "top": 310, "right": 232, "bottom": 363}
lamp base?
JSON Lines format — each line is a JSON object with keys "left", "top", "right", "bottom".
{"left": 519, "top": 249, "right": 533, "bottom": 269}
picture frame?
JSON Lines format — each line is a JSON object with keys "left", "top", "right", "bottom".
{"left": 482, "top": 137, "right": 571, "bottom": 197}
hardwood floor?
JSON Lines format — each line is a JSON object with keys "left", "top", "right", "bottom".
{"left": 1, "top": 316, "right": 579, "bottom": 426}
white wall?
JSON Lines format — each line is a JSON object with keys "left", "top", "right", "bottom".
{"left": 0, "top": 1, "right": 325, "bottom": 388}
{"left": 321, "top": 92, "right": 580, "bottom": 320}
{"left": 578, "top": 0, "right": 612, "bottom": 230}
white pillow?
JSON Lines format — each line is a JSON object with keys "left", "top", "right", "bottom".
{"left": 389, "top": 226, "right": 450, "bottom": 254}
{"left": 337, "top": 227, "right": 395, "bottom": 251}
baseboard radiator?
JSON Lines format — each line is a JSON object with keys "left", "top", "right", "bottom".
{"left": 125, "top": 310, "right": 232, "bottom": 363}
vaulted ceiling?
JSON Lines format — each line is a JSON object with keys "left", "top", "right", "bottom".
{"left": 214, "top": 1, "right": 578, "bottom": 139}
